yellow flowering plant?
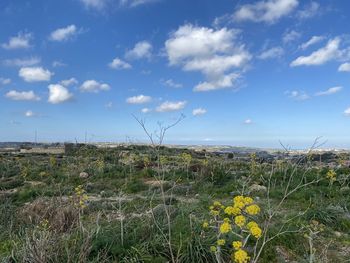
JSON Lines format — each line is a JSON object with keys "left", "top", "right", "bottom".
{"left": 202, "top": 195, "right": 263, "bottom": 263}
{"left": 71, "top": 185, "right": 89, "bottom": 210}
{"left": 326, "top": 169, "right": 336, "bottom": 184}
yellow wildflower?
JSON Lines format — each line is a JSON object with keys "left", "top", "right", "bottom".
{"left": 250, "top": 226, "right": 262, "bottom": 239}
{"left": 233, "top": 249, "right": 250, "bottom": 263}
{"left": 210, "top": 210, "right": 220, "bottom": 216}
{"left": 232, "top": 241, "right": 242, "bottom": 250}
{"left": 202, "top": 221, "right": 209, "bottom": 228}
{"left": 224, "top": 206, "right": 241, "bottom": 216}
{"left": 233, "top": 196, "right": 245, "bottom": 204}
{"left": 217, "top": 239, "right": 225, "bottom": 246}
{"left": 246, "top": 221, "right": 258, "bottom": 229}
{"left": 233, "top": 196, "right": 245, "bottom": 209}
{"left": 234, "top": 215, "right": 246, "bottom": 228}
{"left": 210, "top": 246, "right": 217, "bottom": 252}
{"left": 219, "top": 222, "right": 232, "bottom": 234}
{"left": 213, "top": 201, "right": 222, "bottom": 207}
{"left": 243, "top": 197, "right": 254, "bottom": 205}
{"left": 245, "top": 204, "right": 260, "bottom": 215}
{"left": 326, "top": 170, "right": 336, "bottom": 182}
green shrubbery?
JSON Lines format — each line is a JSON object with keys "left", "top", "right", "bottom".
{"left": 0, "top": 146, "right": 349, "bottom": 262}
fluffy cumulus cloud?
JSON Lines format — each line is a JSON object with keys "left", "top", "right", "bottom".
{"left": 1, "top": 32, "right": 32, "bottom": 49}
{"left": 192, "top": 108, "right": 207, "bottom": 116}
{"left": 125, "top": 41, "right": 152, "bottom": 60}
{"left": 5, "top": 90, "right": 40, "bottom": 101}
{"left": 48, "top": 84, "right": 73, "bottom": 104}
{"left": 156, "top": 101, "right": 186, "bottom": 112}
{"left": 109, "top": 57, "right": 132, "bottom": 69}
{"left": 194, "top": 73, "right": 239, "bottom": 92}
{"left": 50, "top": 25, "right": 78, "bottom": 42}
{"left": 80, "top": 80, "right": 110, "bottom": 93}
{"left": 233, "top": 0, "right": 299, "bottom": 23}
{"left": 165, "top": 24, "right": 250, "bottom": 92}
{"left": 60, "top": 78, "right": 78, "bottom": 87}
{"left": 0, "top": 77, "right": 11, "bottom": 85}
{"left": 315, "top": 86, "right": 342, "bottom": 96}
{"left": 345, "top": 107, "right": 350, "bottom": 116}
{"left": 258, "top": 46, "right": 284, "bottom": 59}
{"left": 291, "top": 38, "right": 342, "bottom": 67}
{"left": 299, "top": 36, "right": 324, "bottom": 50}
{"left": 3, "top": 57, "right": 41, "bottom": 67}
{"left": 161, "top": 79, "right": 183, "bottom": 88}
{"left": 126, "top": 95, "right": 152, "bottom": 104}
{"left": 338, "top": 62, "right": 350, "bottom": 72}
{"left": 19, "top": 67, "right": 53, "bottom": 82}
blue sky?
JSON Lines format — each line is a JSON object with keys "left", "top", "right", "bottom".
{"left": 1, "top": 0, "right": 350, "bottom": 148}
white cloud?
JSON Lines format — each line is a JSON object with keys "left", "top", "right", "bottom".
{"left": 126, "top": 94, "right": 152, "bottom": 104}
{"left": 161, "top": 79, "right": 183, "bottom": 88}
{"left": 108, "top": 57, "right": 132, "bottom": 69}
{"left": 165, "top": 24, "right": 250, "bottom": 91}
{"left": 52, "top": 60, "right": 66, "bottom": 67}
{"left": 283, "top": 30, "right": 301, "bottom": 43}
{"left": 19, "top": 67, "right": 53, "bottom": 82}
{"left": 24, "top": 110, "right": 35, "bottom": 117}
{"left": 299, "top": 36, "right": 324, "bottom": 50}
{"left": 297, "top": 1, "right": 320, "bottom": 19}
{"left": 48, "top": 84, "right": 73, "bottom": 104}
{"left": 156, "top": 101, "right": 187, "bottom": 112}
{"left": 60, "top": 78, "right": 78, "bottom": 87}
{"left": 315, "top": 86, "right": 342, "bottom": 96}
{"left": 80, "top": 80, "right": 110, "bottom": 93}
{"left": 286, "top": 90, "right": 310, "bottom": 101}
{"left": 166, "top": 24, "right": 241, "bottom": 66}
{"left": 338, "top": 62, "right": 350, "bottom": 72}
{"left": 80, "top": 0, "right": 160, "bottom": 10}
{"left": 183, "top": 54, "right": 249, "bottom": 77}
{"left": 80, "top": 0, "right": 108, "bottom": 10}
{"left": 5, "top": 90, "right": 40, "bottom": 101}
{"left": 0, "top": 78, "right": 11, "bottom": 85}
{"left": 3, "top": 57, "right": 41, "bottom": 67}
{"left": 290, "top": 38, "right": 341, "bottom": 67}
{"left": 194, "top": 73, "right": 239, "bottom": 92}
{"left": 120, "top": 0, "right": 160, "bottom": 8}
{"left": 192, "top": 108, "right": 207, "bottom": 116}
{"left": 345, "top": 107, "right": 350, "bottom": 116}
{"left": 258, "top": 46, "right": 284, "bottom": 59}
{"left": 125, "top": 41, "right": 152, "bottom": 60}
{"left": 141, "top": 107, "right": 151, "bottom": 113}
{"left": 244, "top": 119, "right": 253, "bottom": 124}
{"left": 2, "top": 32, "right": 32, "bottom": 49}
{"left": 50, "top": 25, "right": 78, "bottom": 42}
{"left": 233, "top": 0, "right": 299, "bottom": 23}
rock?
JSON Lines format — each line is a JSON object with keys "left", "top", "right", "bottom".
{"left": 334, "top": 231, "right": 342, "bottom": 237}
{"left": 79, "top": 172, "right": 90, "bottom": 179}
{"left": 249, "top": 184, "right": 267, "bottom": 193}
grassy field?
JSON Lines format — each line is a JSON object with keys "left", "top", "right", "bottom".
{"left": 0, "top": 144, "right": 349, "bottom": 262}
